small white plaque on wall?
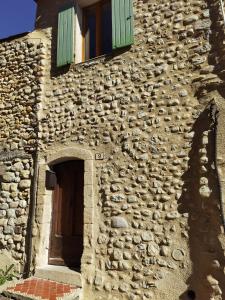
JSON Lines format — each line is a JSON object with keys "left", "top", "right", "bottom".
{"left": 95, "top": 153, "right": 104, "bottom": 160}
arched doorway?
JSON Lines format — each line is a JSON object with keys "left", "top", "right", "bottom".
{"left": 48, "top": 160, "right": 84, "bottom": 269}
{"left": 35, "top": 147, "right": 94, "bottom": 281}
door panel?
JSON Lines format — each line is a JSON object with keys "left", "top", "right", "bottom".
{"left": 49, "top": 160, "right": 84, "bottom": 268}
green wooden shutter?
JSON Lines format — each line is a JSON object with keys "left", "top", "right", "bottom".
{"left": 112, "top": 0, "right": 134, "bottom": 49}
{"left": 57, "top": 6, "right": 75, "bottom": 67}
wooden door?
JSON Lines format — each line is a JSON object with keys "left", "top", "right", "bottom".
{"left": 49, "top": 160, "right": 84, "bottom": 268}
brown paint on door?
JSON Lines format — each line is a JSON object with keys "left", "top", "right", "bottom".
{"left": 49, "top": 160, "right": 84, "bottom": 268}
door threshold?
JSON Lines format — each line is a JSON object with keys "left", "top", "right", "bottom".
{"left": 35, "top": 265, "right": 82, "bottom": 287}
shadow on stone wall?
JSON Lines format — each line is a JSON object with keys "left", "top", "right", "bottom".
{"left": 178, "top": 106, "right": 225, "bottom": 300}
{"left": 178, "top": 1, "right": 225, "bottom": 297}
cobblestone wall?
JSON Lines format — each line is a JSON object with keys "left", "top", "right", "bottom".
{"left": 34, "top": 0, "right": 225, "bottom": 299}
{"left": 1, "top": 0, "right": 225, "bottom": 299}
{"left": 0, "top": 38, "right": 44, "bottom": 268}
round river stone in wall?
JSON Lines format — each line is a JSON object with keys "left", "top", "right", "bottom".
{"left": 18, "top": 180, "right": 31, "bottom": 190}
{"left": 172, "top": 249, "right": 185, "bottom": 261}
{"left": 111, "top": 216, "right": 128, "bottom": 228}
{"left": 2, "top": 172, "right": 15, "bottom": 183}
{"left": 141, "top": 232, "right": 154, "bottom": 242}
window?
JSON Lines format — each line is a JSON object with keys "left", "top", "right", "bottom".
{"left": 57, "top": 0, "right": 134, "bottom": 67}
{"left": 83, "top": 0, "right": 112, "bottom": 61}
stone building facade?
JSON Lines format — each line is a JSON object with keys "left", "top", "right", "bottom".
{"left": 1, "top": 0, "right": 225, "bottom": 299}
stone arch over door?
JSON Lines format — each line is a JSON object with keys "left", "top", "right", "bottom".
{"left": 34, "top": 147, "right": 95, "bottom": 275}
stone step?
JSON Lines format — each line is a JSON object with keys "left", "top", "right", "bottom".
{"left": 3, "top": 277, "right": 82, "bottom": 300}
{"left": 35, "top": 266, "right": 82, "bottom": 287}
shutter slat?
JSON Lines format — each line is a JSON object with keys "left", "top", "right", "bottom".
{"left": 57, "top": 6, "right": 75, "bottom": 67}
{"left": 61, "top": 10, "right": 67, "bottom": 66}
{"left": 68, "top": 8, "right": 73, "bottom": 62}
{"left": 129, "top": 0, "right": 134, "bottom": 45}
{"left": 112, "top": 0, "right": 134, "bottom": 49}
{"left": 57, "top": 12, "right": 63, "bottom": 67}
{"left": 115, "top": 0, "right": 119, "bottom": 46}
{"left": 120, "top": 0, "right": 125, "bottom": 46}
{"left": 125, "top": 0, "right": 130, "bottom": 44}
{"left": 65, "top": 10, "right": 69, "bottom": 62}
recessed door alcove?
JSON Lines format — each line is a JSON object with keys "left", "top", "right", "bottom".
{"left": 34, "top": 147, "right": 94, "bottom": 285}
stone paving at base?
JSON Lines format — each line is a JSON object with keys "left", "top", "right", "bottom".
{"left": 3, "top": 277, "right": 80, "bottom": 300}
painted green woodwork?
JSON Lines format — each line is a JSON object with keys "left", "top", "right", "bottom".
{"left": 57, "top": 6, "right": 75, "bottom": 67}
{"left": 112, "top": 0, "right": 134, "bottom": 49}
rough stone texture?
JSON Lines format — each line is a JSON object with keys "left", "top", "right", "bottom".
{"left": 1, "top": 0, "right": 225, "bottom": 299}
{"left": 0, "top": 37, "right": 44, "bottom": 268}
{"left": 0, "top": 250, "right": 20, "bottom": 273}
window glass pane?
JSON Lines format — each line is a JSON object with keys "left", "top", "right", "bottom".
{"left": 101, "top": 1, "right": 112, "bottom": 55}
{"left": 85, "top": 7, "right": 96, "bottom": 60}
